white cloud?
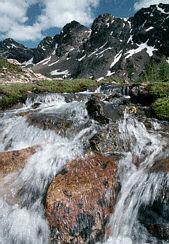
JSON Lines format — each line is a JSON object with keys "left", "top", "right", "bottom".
{"left": 0, "top": 0, "right": 39, "bottom": 40}
{"left": 134, "top": 0, "right": 169, "bottom": 10}
{"left": 7, "top": 23, "right": 43, "bottom": 41}
{"left": 0, "top": 0, "right": 99, "bottom": 42}
{"left": 40, "top": 0, "right": 99, "bottom": 28}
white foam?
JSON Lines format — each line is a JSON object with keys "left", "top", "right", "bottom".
{"left": 0, "top": 96, "right": 97, "bottom": 243}
{"left": 104, "top": 111, "right": 167, "bottom": 243}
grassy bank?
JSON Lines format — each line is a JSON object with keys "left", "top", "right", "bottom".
{"left": 146, "top": 83, "right": 169, "bottom": 121}
{"left": 152, "top": 97, "right": 169, "bottom": 121}
{"left": 0, "top": 79, "right": 102, "bottom": 110}
{"left": 139, "top": 59, "right": 169, "bottom": 121}
{"left": 147, "top": 82, "right": 169, "bottom": 99}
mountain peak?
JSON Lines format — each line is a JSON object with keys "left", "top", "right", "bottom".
{"left": 55, "top": 20, "right": 91, "bottom": 57}
{"left": 0, "top": 3, "right": 169, "bottom": 80}
{"left": 1, "top": 38, "right": 25, "bottom": 48}
{"left": 156, "top": 3, "right": 169, "bottom": 14}
{"left": 62, "top": 20, "right": 89, "bottom": 34}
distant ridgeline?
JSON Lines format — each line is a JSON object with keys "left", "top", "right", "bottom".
{"left": 0, "top": 3, "right": 169, "bottom": 80}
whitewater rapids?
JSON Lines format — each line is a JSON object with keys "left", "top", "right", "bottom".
{"left": 0, "top": 92, "right": 168, "bottom": 244}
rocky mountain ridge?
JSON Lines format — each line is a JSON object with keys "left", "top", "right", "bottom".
{"left": 0, "top": 3, "right": 169, "bottom": 80}
{"left": 0, "top": 58, "right": 51, "bottom": 84}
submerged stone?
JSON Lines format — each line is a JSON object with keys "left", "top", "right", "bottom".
{"left": 0, "top": 147, "right": 37, "bottom": 176}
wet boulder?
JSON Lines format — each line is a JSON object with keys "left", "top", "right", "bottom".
{"left": 138, "top": 188, "right": 169, "bottom": 241}
{"left": 86, "top": 94, "right": 129, "bottom": 124}
{"left": 150, "top": 157, "right": 169, "bottom": 173}
{"left": 138, "top": 158, "right": 169, "bottom": 241}
{"left": 63, "top": 93, "right": 92, "bottom": 103}
{"left": 45, "top": 153, "right": 120, "bottom": 243}
{"left": 26, "top": 101, "right": 90, "bottom": 137}
{"left": 27, "top": 112, "right": 74, "bottom": 135}
{"left": 99, "top": 83, "right": 129, "bottom": 96}
{"left": 90, "top": 123, "right": 124, "bottom": 158}
{"left": 129, "top": 84, "right": 154, "bottom": 106}
{"left": 86, "top": 95, "right": 109, "bottom": 124}
{"left": 0, "top": 147, "right": 37, "bottom": 176}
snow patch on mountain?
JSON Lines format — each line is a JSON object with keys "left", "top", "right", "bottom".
{"left": 78, "top": 54, "right": 86, "bottom": 61}
{"left": 50, "top": 69, "right": 70, "bottom": 77}
{"left": 110, "top": 50, "right": 123, "bottom": 68}
{"left": 97, "top": 77, "right": 104, "bottom": 81}
{"left": 37, "top": 57, "right": 51, "bottom": 65}
{"left": 145, "top": 26, "right": 154, "bottom": 32}
{"left": 48, "top": 60, "right": 60, "bottom": 67}
{"left": 125, "top": 42, "right": 157, "bottom": 58}
{"left": 88, "top": 43, "right": 108, "bottom": 58}
{"left": 42, "top": 57, "right": 51, "bottom": 65}
{"left": 157, "top": 5, "right": 169, "bottom": 14}
{"left": 96, "top": 47, "right": 112, "bottom": 57}
{"left": 106, "top": 70, "right": 115, "bottom": 77}
{"left": 23, "top": 57, "right": 34, "bottom": 67}
{"left": 127, "top": 35, "right": 134, "bottom": 44}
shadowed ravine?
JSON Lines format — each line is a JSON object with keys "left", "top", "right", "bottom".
{"left": 0, "top": 89, "right": 169, "bottom": 244}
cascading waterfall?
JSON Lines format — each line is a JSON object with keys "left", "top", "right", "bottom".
{"left": 25, "top": 93, "right": 66, "bottom": 108}
{"left": 0, "top": 94, "right": 97, "bottom": 244}
{"left": 105, "top": 111, "right": 168, "bottom": 244}
{"left": 0, "top": 91, "right": 168, "bottom": 244}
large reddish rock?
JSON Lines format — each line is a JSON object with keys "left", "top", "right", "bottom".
{"left": 0, "top": 147, "right": 37, "bottom": 176}
{"left": 45, "top": 153, "right": 120, "bottom": 243}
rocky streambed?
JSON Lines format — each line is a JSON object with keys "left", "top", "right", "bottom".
{"left": 0, "top": 83, "right": 169, "bottom": 244}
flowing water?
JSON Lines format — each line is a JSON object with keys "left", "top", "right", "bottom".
{"left": 105, "top": 111, "right": 169, "bottom": 244}
{"left": 0, "top": 93, "right": 97, "bottom": 244}
{"left": 0, "top": 91, "right": 168, "bottom": 244}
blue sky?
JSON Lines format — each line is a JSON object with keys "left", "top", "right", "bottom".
{"left": 0, "top": 0, "right": 168, "bottom": 47}
{"left": 25, "top": 0, "right": 135, "bottom": 47}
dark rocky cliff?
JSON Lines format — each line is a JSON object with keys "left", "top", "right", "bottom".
{"left": 0, "top": 3, "right": 169, "bottom": 80}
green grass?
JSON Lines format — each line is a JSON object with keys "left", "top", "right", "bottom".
{"left": 0, "top": 57, "right": 125, "bottom": 110}
{"left": 0, "top": 79, "right": 105, "bottom": 110}
{"left": 138, "top": 58, "right": 169, "bottom": 84}
{"left": 146, "top": 82, "right": 169, "bottom": 121}
{"left": 103, "top": 76, "right": 125, "bottom": 85}
{"left": 152, "top": 97, "right": 169, "bottom": 121}
{"left": 0, "top": 58, "right": 23, "bottom": 73}
{"left": 36, "top": 79, "right": 100, "bottom": 93}
{"left": 147, "top": 82, "right": 169, "bottom": 99}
